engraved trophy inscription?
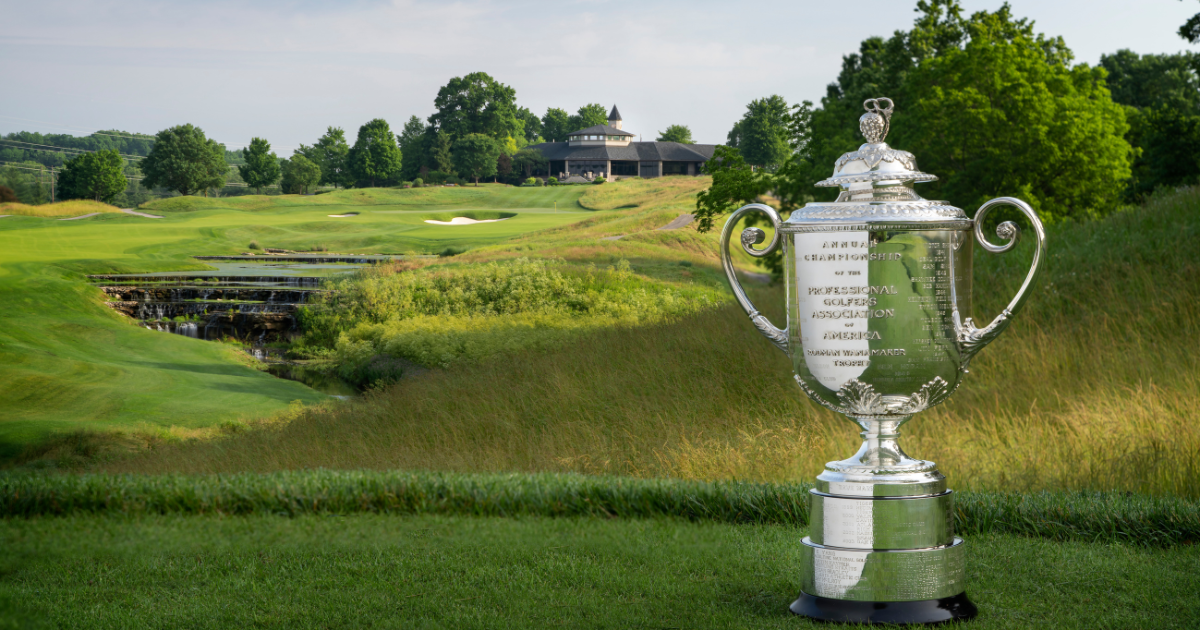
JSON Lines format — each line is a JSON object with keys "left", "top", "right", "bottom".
{"left": 720, "top": 97, "right": 1046, "bottom": 625}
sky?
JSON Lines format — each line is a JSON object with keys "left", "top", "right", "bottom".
{"left": 1, "top": 0, "right": 1197, "bottom": 152}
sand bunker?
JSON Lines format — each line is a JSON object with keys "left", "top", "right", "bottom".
{"left": 424, "top": 217, "right": 511, "bottom": 225}
{"left": 328, "top": 213, "right": 360, "bottom": 218}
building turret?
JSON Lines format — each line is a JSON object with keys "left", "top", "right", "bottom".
{"left": 608, "top": 105, "right": 623, "bottom": 130}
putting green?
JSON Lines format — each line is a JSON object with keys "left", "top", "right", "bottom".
{"left": 0, "top": 187, "right": 596, "bottom": 456}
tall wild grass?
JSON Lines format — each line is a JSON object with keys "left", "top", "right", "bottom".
{"left": 103, "top": 188, "right": 1199, "bottom": 498}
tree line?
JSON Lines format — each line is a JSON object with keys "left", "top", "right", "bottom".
{"left": 699, "top": 0, "right": 1200, "bottom": 241}
{"left": 1, "top": 71, "right": 702, "bottom": 204}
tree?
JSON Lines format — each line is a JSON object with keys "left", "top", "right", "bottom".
{"left": 516, "top": 107, "right": 543, "bottom": 142}
{"left": 348, "top": 119, "right": 402, "bottom": 187}
{"left": 428, "top": 72, "right": 521, "bottom": 141}
{"left": 238, "top": 137, "right": 280, "bottom": 194}
{"left": 496, "top": 152, "right": 512, "bottom": 183}
{"left": 788, "top": 0, "right": 1129, "bottom": 221}
{"left": 1181, "top": 1, "right": 1200, "bottom": 43}
{"left": 897, "top": 5, "right": 1130, "bottom": 220}
{"left": 0, "top": 185, "right": 16, "bottom": 203}
{"left": 430, "top": 130, "right": 454, "bottom": 174}
{"left": 141, "top": 124, "right": 228, "bottom": 196}
{"left": 451, "top": 133, "right": 501, "bottom": 185}
{"left": 299, "top": 127, "right": 350, "bottom": 189}
{"left": 1101, "top": 49, "right": 1200, "bottom": 199}
{"left": 281, "top": 154, "right": 322, "bottom": 194}
{"left": 541, "top": 108, "right": 570, "bottom": 142}
{"left": 57, "top": 149, "right": 128, "bottom": 203}
{"left": 567, "top": 103, "right": 608, "bottom": 133}
{"left": 511, "top": 148, "right": 547, "bottom": 178}
{"left": 727, "top": 96, "right": 792, "bottom": 168}
{"left": 397, "top": 116, "right": 427, "bottom": 181}
{"left": 656, "top": 125, "right": 695, "bottom": 144}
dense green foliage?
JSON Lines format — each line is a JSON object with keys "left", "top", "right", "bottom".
{"left": 55, "top": 149, "right": 127, "bottom": 203}
{"left": 297, "top": 127, "right": 350, "bottom": 189}
{"left": 567, "top": 103, "right": 608, "bottom": 133}
{"left": 347, "top": 118, "right": 401, "bottom": 187}
{"left": 279, "top": 153, "right": 321, "bottom": 194}
{"left": 540, "top": 107, "right": 571, "bottom": 142}
{"left": 237, "top": 137, "right": 280, "bottom": 194}
{"left": 700, "top": 0, "right": 1135, "bottom": 236}
{"left": 396, "top": 116, "right": 426, "bottom": 181}
{"left": 726, "top": 95, "right": 792, "bottom": 168}
{"left": 429, "top": 72, "right": 523, "bottom": 142}
{"left": 511, "top": 147, "right": 547, "bottom": 178}
{"left": 296, "top": 257, "right": 720, "bottom": 372}
{"left": 2, "top": 470, "right": 1197, "bottom": 545}
{"left": 656, "top": 124, "right": 694, "bottom": 144}
{"left": 451, "top": 133, "right": 501, "bottom": 185}
{"left": 140, "top": 124, "right": 228, "bottom": 196}
{"left": 1101, "top": 49, "right": 1200, "bottom": 199}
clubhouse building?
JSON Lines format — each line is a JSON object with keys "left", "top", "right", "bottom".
{"left": 527, "top": 106, "right": 715, "bottom": 180}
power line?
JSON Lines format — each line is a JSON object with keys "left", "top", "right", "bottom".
{"left": 0, "top": 114, "right": 262, "bottom": 149}
{"left": 0, "top": 161, "right": 250, "bottom": 186}
{"left": 0, "top": 139, "right": 146, "bottom": 159}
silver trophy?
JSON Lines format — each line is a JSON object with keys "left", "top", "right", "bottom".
{"left": 721, "top": 97, "right": 1045, "bottom": 624}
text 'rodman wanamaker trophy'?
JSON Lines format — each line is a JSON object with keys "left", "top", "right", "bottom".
{"left": 721, "top": 98, "right": 1045, "bottom": 625}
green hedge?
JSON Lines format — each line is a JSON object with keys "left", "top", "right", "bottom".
{"left": 2, "top": 470, "right": 1196, "bottom": 545}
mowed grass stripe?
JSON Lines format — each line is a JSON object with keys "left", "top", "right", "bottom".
{"left": 3, "top": 470, "right": 1196, "bottom": 545}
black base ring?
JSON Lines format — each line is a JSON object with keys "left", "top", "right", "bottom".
{"left": 790, "top": 591, "right": 978, "bottom": 625}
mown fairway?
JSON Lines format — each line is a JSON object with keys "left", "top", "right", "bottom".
{"left": 0, "top": 185, "right": 598, "bottom": 456}
{"left": 2, "top": 513, "right": 1195, "bottom": 629}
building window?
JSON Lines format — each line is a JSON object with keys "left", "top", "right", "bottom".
{"left": 612, "top": 161, "right": 638, "bottom": 176}
{"left": 663, "top": 162, "right": 690, "bottom": 175}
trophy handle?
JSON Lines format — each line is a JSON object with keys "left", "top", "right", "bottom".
{"left": 957, "top": 196, "right": 1047, "bottom": 361}
{"left": 720, "top": 203, "right": 788, "bottom": 355}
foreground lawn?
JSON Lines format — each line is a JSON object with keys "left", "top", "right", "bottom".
{"left": 1, "top": 513, "right": 1195, "bottom": 629}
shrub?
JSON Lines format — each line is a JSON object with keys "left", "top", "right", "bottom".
{"left": 0, "top": 185, "right": 17, "bottom": 203}
{"left": 548, "top": 177, "right": 558, "bottom": 185}
{"left": 412, "top": 178, "right": 424, "bottom": 188}
{"left": 594, "top": 177, "right": 607, "bottom": 184}
{"left": 248, "top": 241, "right": 260, "bottom": 250}
{"left": 439, "top": 245, "right": 469, "bottom": 257}
{"left": 298, "top": 258, "right": 722, "bottom": 368}
{"left": 525, "top": 177, "right": 537, "bottom": 186}
{"left": 424, "top": 171, "right": 449, "bottom": 185}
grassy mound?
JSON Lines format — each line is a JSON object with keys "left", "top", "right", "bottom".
{"left": 0, "top": 200, "right": 123, "bottom": 218}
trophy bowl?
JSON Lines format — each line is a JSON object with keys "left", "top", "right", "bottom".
{"left": 720, "top": 97, "right": 1045, "bottom": 625}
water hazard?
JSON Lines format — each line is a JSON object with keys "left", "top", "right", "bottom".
{"left": 89, "top": 255, "right": 420, "bottom": 395}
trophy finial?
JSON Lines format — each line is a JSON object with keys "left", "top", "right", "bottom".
{"left": 860, "top": 97, "right": 894, "bottom": 143}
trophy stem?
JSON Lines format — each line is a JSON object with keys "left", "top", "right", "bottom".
{"left": 828, "top": 415, "right": 933, "bottom": 474}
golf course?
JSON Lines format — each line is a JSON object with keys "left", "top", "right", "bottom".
{"left": 1, "top": 177, "right": 1198, "bottom": 628}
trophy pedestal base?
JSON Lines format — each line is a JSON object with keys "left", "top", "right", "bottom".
{"left": 790, "top": 591, "right": 978, "bottom": 625}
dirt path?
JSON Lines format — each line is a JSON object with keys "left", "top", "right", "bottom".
{"left": 656, "top": 213, "right": 695, "bottom": 230}
{"left": 58, "top": 213, "right": 102, "bottom": 221}
{"left": 121, "top": 208, "right": 163, "bottom": 218}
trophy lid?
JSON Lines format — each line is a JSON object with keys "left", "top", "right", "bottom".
{"left": 783, "top": 97, "right": 967, "bottom": 227}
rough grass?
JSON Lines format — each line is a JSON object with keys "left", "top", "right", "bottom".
{"left": 93, "top": 188, "right": 1200, "bottom": 499}
{"left": 3, "top": 470, "right": 1197, "bottom": 545}
{"left": 0, "top": 200, "right": 123, "bottom": 217}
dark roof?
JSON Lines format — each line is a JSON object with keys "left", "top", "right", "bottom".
{"left": 608, "top": 105, "right": 622, "bottom": 121}
{"left": 567, "top": 124, "right": 635, "bottom": 138}
{"left": 527, "top": 141, "right": 716, "bottom": 162}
